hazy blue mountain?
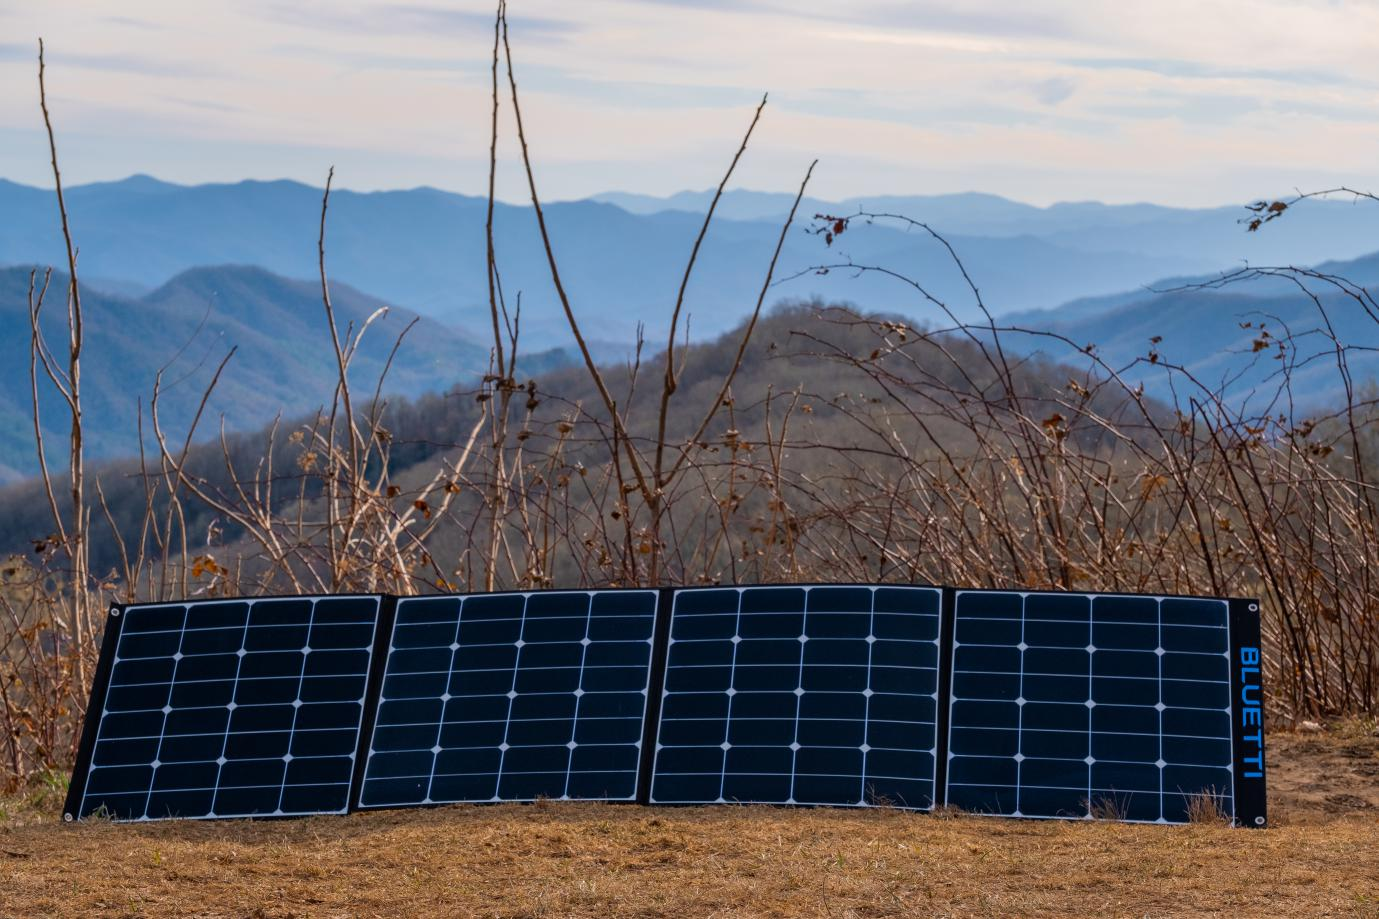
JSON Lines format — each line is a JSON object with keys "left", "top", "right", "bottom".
{"left": 0, "top": 264, "right": 486, "bottom": 483}
{"left": 0, "top": 175, "right": 1293, "bottom": 346}
{"left": 594, "top": 188, "right": 1379, "bottom": 269}
{"left": 1003, "top": 250, "right": 1379, "bottom": 410}
{"left": 6, "top": 175, "right": 1376, "bottom": 432}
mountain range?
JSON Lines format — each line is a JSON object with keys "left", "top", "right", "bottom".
{"left": 1009, "top": 250, "right": 1379, "bottom": 410}
{"left": 1, "top": 176, "right": 1376, "bottom": 482}
{"left": 7, "top": 176, "right": 1377, "bottom": 347}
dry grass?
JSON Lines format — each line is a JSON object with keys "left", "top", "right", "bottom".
{"left": 2, "top": 730, "right": 1376, "bottom": 918}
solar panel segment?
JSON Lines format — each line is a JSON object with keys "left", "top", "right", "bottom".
{"left": 358, "top": 590, "right": 658, "bottom": 808}
{"left": 65, "top": 596, "right": 382, "bottom": 821}
{"left": 945, "top": 590, "right": 1236, "bottom": 823}
{"left": 650, "top": 585, "right": 942, "bottom": 809}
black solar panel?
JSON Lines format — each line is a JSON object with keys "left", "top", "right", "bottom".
{"left": 945, "top": 590, "right": 1240, "bottom": 824}
{"left": 358, "top": 590, "right": 658, "bottom": 808}
{"left": 64, "top": 596, "right": 382, "bottom": 821}
{"left": 650, "top": 585, "right": 942, "bottom": 809}
{"left": 64, "top": 583, "right": 1265, "bottom": 826}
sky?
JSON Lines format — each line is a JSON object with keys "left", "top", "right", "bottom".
{"left": 2, "top": 0, "right": 1378, "bottom": 207}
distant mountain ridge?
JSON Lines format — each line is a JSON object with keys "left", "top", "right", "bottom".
{"left": 592, "top": 187, "right": 1379, "bottom": 264}
{"left": 0, "top": 263, "right": 487, "bottom": 483}
{"left": 1000, "top": 249, "right": 1379, "bottom": 410}
{"left": 9, "top": 176, "right": 1375, "bottom": 349}
{"left": 3, "top": 175, "right": 1376, "bottom": 476}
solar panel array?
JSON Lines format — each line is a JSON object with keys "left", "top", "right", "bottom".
{"left": 65, "top": 586, "right": 1266, "bottom": 827}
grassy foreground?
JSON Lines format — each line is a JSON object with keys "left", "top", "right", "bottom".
{"left": 1, "top": 730, "right": 1376, "bottom": 918}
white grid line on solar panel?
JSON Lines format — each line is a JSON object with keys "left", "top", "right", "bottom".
{"left": 388, "top": 612, "right": 648, "bottom": 627}
{"left": 946, "top": 724, "right": 1231, "bottom": 742}
{"left": 79, "top": 597, "right": 378, "bottom": 821}
{"left": 956, "top": 672, "right": 1229, "bottom": 687}
{"left": 361, "top": 769, "right": 636, "bottom": 782}
{"left": 92, "top": 672, "right": 383, "bottom": 692}
{"left": 948, "top": 701, "right": 1228, "bottom": 716}
{"left": 661, "top": 702, "right": 931, "bottom": 709}
{"left": 101, "top": 619, "right": 366, "bottom": 638}
{"left": 955, "top": 616, "right": 1227, "bottom": 632}
{"left": 360, "top": 591, "right": 656, "bottom": 807}
{"left": 955, "top": 640, "right": 1227, "bottom": 655}
{"left": 943, "top": 751, "right": 1231, "bottom": 769}
{"left": 666, "top": 636, "right": 936, "bottom": 644}
{"left": 375, "top": 684, "right": 648, "bottom": 698}
{"left": 664, "top": 663, "right": 932, "bottom": 672}
{"left": 647, "top": 771, "right": 938, "bottom": 784}
{"left": 945, "top": 591, "right": 1233, "bottom": 824}
{"left": 651, "top": 586, "right": 941, "bottom": 809}
{"left": 380, "top": 651, "right": 650, "bottom": 676}
{"left": 89, "top": 781, "right": 352, "bottom": 793}
{"left": 82, "top": 723, "right": 369, "bottom": 743}
{"left": 360, "top": 712, "right": 647, "bottom": 730}
{"left": 946, "top": 783, "right": 1230, "bottom": 797}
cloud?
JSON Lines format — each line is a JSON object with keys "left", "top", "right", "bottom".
{"left": 160, "top": 95, "right": 245, "bottom": 114}
{"left": 101, "top": 15, "right": 162, "bottom": 30}
{"left": 258, "top": 2, "right": 579, "bottom": 41}
{"left": 618, "top": 0, "right": 1077, "bottom": 39}
{"left": 1066, "top": 56, "right": 1358, "bottom": 88}
{"left": 627, "top": 0, "right": 777, "bottom": 8}
{"left": 777, "top": 87, "right": 1106, "bottom": 134}
{"left": 1033, "top": 76, "right": 1077, "bottom": 106}
{"left": 0, "top": 42, "right": 222, "bottom": 77}
{"left": 842, "top": 2, "right": 1078, "bottom": 40}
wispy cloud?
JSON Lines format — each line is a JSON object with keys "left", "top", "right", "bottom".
{"left": 1033, "top": 76, "right": 1077, "bottom": 106}
{"left": 160, "top": 95, "right": 244, "bottom": 114}
{"left": 621, "top": 0, "right": 1077, "bottom": 40}
{"left": 258, "top": 2, "right": 579, "bottom": 41}
{"left": 1065, "top": 56, "right": 1360, "bottom": 88}
{"left": 835, "top": 2, "right": 1078, "bottom": 40}
{"left": 0, "top": 41, "right": 222, "bottom": 77}
{"left": 101, "top": 15, "right": 162, "bottom": 30}
{"left": 628, "top": 0, "right": 776, "bottom": 7}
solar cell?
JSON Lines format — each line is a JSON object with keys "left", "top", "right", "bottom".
{"left": 358, "top": 590, "right": 658, "bottom": 808}
{"left": 945, "top": 591, "right": 1239, "bottom": 824}
{"left": 650, "top": 585, "right": 942, "bottom": 809}
{"left": 64, "top": 596, "right": 383, "bottom": 821}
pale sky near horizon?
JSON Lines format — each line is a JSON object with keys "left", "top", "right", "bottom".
{"left": 2, "top": 0, "right": 1378, "bottom": 207}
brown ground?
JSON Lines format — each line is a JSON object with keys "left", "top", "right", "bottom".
{"left": 2, "top": 725, "right": 1376, "bottom": 918}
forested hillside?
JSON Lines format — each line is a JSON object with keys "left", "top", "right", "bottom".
{"left": 0, "top": 263, "right": 486, "bottom": 481}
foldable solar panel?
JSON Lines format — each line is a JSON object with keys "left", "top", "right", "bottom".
{"left": 945, "top": 590, "right": 1265, "bottom": 826}
{"left": 358, "top": 590, "right": 658, "bottom": 808}
{"left": 650, "top": 585, "right": 943, "bottom": 809}
{"left": 64, "top": 595, "right": 384, "bottom": 822}
{"left": 65, "top": 583, "right": 1265, "bottom": 826}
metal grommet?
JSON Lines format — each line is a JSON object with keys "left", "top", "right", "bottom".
{"left": 110, "top": 609, "right": 121, "bottom": 618}
{"left": 1254, "top": 816, "right": 1265, "bottom": 826}
{"left": 63, "top": 813, "right": 74, "bottom": 822}
{"left": 1248, "top": 604, "right": 1259, "bottom": 613}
